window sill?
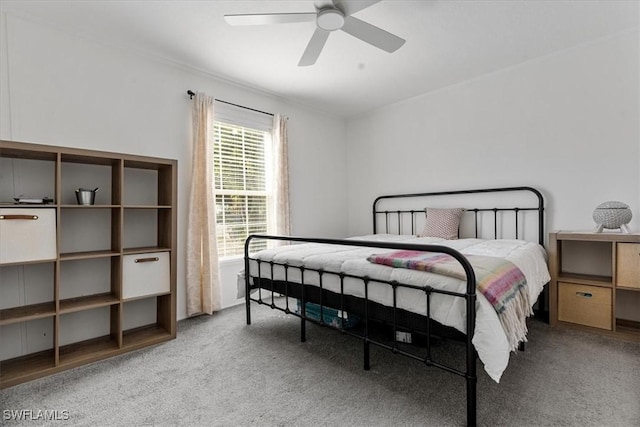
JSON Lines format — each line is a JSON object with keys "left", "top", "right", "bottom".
{"left": 218, "top": 256, "right": 244, "bottom": 266}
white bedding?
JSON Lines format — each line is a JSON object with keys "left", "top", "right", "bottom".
{"left": 241, "top": 234, "right": 550, "bottom": 383}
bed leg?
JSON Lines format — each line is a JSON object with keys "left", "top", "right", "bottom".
{"left": 244, "top": 260, "right": 251, "bottom": 325}
{"left": 245, "top": 297, "right": 251, "bottom": 325}
{"left": 466, "top": 373, "right": 477, "bottom": 427}
{"left": 466, "top": 336, "right": 477, "bottom": 426}
{"left": 363, "top": 341, "right": 370, "bottom": 371}
{"left": 300, "top": 317, "right": 306, "bottom": 342}
{"left": 518, "top": 342, "right": 525, "bottom": 352}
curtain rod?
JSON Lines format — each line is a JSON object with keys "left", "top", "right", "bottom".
{"left": 187, "top": 90, "right": 274, "bottom": 117}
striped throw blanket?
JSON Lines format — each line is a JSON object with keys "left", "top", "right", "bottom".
{"left": 367, "top": 250, "right": 531, "bottom": 350}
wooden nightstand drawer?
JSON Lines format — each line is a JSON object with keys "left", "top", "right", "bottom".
{"left": 558, "top": 282, "right": 612, "bottom": 330}
{"left": 616, "top": 243, "right": 640, "bottom": 289}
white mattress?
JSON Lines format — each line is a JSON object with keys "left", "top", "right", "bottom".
{"left": 241, "top": 234, "right": 550, "bottom": 383}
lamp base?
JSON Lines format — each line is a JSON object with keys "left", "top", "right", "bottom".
{"left": 593, "top": 224, "right": 631, "bottom": 234}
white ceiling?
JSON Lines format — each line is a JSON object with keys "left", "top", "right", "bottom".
{"left": 2, "top": 0, "right": 639, "bottom": 118}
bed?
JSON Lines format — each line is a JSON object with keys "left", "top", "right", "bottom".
{"left": 240, "top": 186, "right": 550, "bottom": 426}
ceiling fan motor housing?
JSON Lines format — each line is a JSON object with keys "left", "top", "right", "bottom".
{"left": 224, "top": 1, "right": 405, "bottom": 66}
{"left": 317, "top": 8, "right": 345, "bottom": 31}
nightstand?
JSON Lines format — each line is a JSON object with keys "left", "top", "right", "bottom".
{"left": 548, "top": 231, "right": 640, "bottom": 342}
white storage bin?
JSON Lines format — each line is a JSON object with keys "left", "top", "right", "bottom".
{"left": 0, "top": 208, "right": 56, "bottom": 265}
{"left": 122, "top": 252, "right": 170, "bottom": 299}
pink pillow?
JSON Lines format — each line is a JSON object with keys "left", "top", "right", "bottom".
{"left": 420, "top": 208, "right": 465, "bottom": 240}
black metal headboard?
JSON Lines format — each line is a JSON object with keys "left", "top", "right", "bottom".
{"left": 372, "top": 186, "right": 545, "bottom": 246}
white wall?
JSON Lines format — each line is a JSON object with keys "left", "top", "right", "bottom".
{"left": 346, "top": 30, "right": 639, "bottom": 238}
{"left": 0, "top": 13, "right": 348, "bottom": 319}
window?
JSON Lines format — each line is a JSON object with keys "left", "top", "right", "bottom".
{"left": 213, "top": 103, "right": 272, "bottom": 258}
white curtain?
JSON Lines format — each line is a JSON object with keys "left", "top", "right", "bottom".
{"left": 268, "top": 114, "right": 291, "bottom": 237}
{"left": 186, "top": 92, "right": 222, "bottom": 316}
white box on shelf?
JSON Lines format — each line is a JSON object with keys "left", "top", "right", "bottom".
{"left": 122, "top": 252, "right": 170, "bottom": 299}
{"left": 0, "top": 208, "right": 56, "bottom": 265}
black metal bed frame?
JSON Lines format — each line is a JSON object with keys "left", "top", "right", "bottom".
{"left": 244, "top": 186, "right": 545, "bottom": 427}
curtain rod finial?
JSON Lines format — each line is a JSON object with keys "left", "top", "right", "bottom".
{"left": 187, "top": 90, "right": 195, "bottom": 100}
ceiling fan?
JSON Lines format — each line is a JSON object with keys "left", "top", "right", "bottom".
{"left": 224, "top": 0, "right": 405, "bottom": 66}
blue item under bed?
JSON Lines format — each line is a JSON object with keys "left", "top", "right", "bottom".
{"left": 296, "top": 300, "right": 360, "bottom": 329}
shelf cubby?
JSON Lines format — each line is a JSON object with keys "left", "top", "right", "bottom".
{"left": 0, "top": 317, "right": 55, "bottom": 362}
{"left": 59, "top": 207, "right": 120, "bottom": 254}
{"left": 0, "top": 262, "right": 55, "bottom": 325}
{"left": 122, "top": 295, "right": 173, "bottom": 348}
{"left": 0, "top": 150, "right": 57, "bottom": 204}
{"left": 60, "top": 156, "right": 120, "bottom": 206}
{"left": 0, "top": 349, "right": 57, "bottom": 388}
{"left": 59, "top": 257, "right": 119, "bottom": 300}
{"left": 122, "top": 325, "right": 172, "bottom": 349}
{"left": 58, "top": 334, "right": 120, "bottom": 367}
{"left": 123, "top": 208, "right": 159, "bottom": 249}
{"left": 123, "top": 166, "right": 158, "bottom": 206}
{"left": 59, "top": 306, "right": 112, "bottom": 346}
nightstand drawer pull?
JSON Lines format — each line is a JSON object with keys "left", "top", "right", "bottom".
{"left": 135, "top": 257, "right": 159, "bottom": 263}
{"left": 0, "top": 214, "right": 39, "bottom": 220}
{"left": 576, "top": 292, "right": 592, "bottom": 298}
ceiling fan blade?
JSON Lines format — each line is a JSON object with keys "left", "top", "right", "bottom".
{"left": 333, "top": 0, "right": 382, "bottom": 16}
{"left": 224, "top": 12, "right": 316, "bottom": 26}
{"left": 341, "top": 16, "right": 405, "bottom": 53}
{"left": 298, "top": 29, "right": 330, "bottom": 66}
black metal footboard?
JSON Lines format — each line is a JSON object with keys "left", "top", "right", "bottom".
{"left": 244, "top": 235, "right": 479, "bottom": 426}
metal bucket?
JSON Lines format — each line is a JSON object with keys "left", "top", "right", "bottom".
{"left": 75, "top": 188, "right": 98, "bottom": 205}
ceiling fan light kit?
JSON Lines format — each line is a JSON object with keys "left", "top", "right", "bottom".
{"left": 317, "top": 8, "right": 345, "bottom": 31}
{"left": 224, "top": 0, "right": 405, "bottom": 67}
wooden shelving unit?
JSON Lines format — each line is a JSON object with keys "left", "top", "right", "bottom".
{"left": 549, "top": 231, "right": 640, "bottom": 342}
{"left": 0, "top": 140, "right": 177, "bottom": 388}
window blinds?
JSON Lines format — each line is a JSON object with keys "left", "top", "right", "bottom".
{"left": 213, "top": 101, "right": 271, "bottom": 257}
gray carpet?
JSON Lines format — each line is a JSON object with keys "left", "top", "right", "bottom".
{"left": 1, "top": 301, "right": 639, "bottom": 426}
